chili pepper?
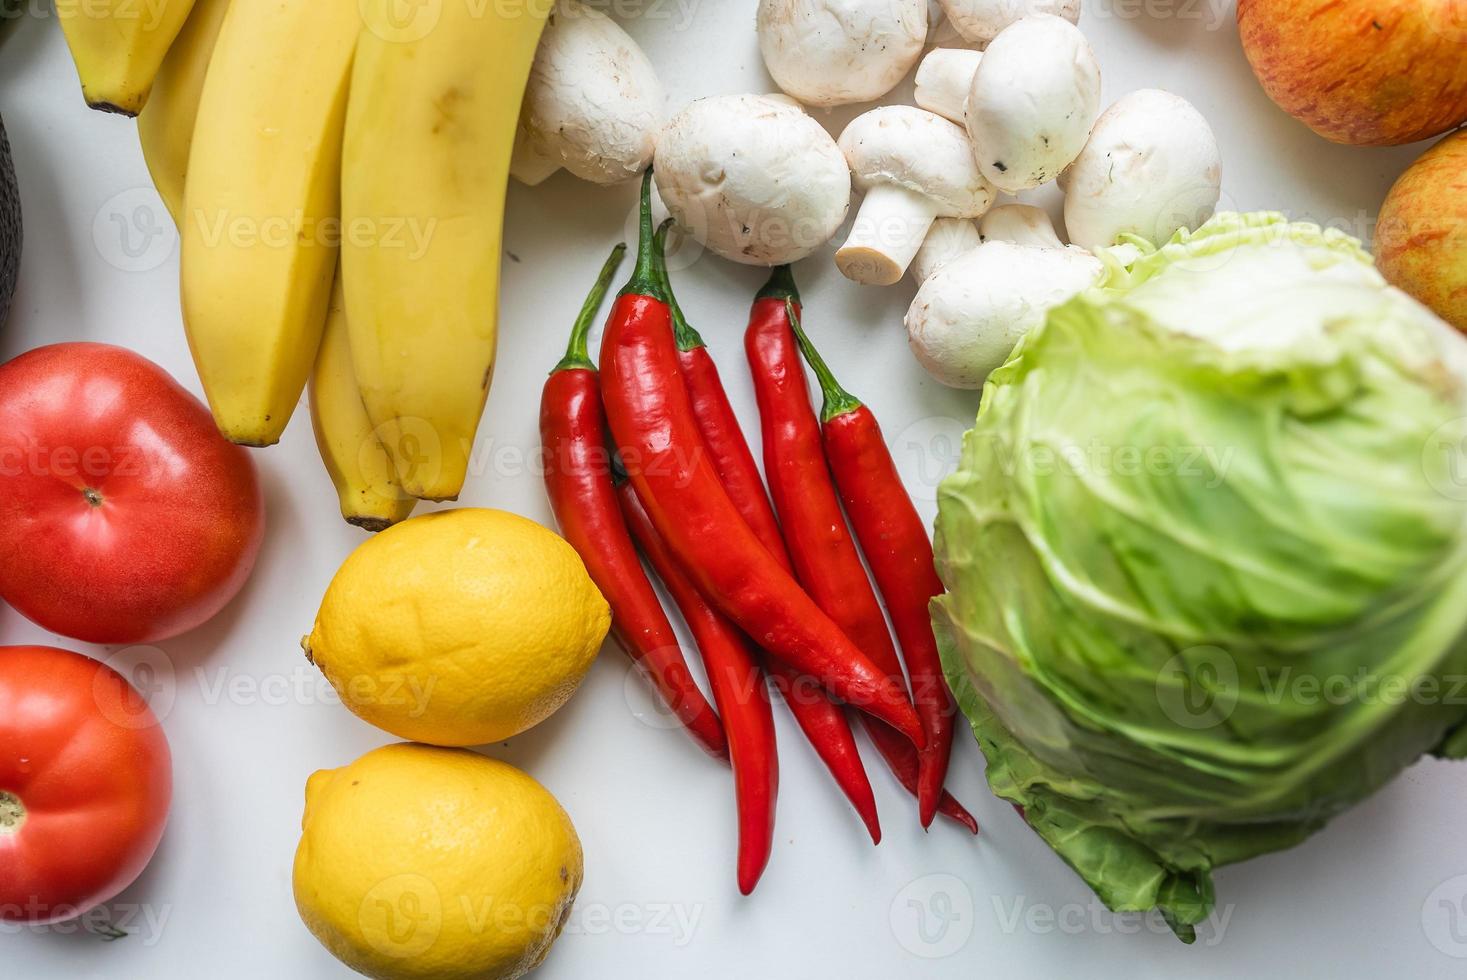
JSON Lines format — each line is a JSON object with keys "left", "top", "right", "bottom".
{"left": 861, "top": 711, "right": 977, "bottom": 835}
{"left": 653, "top": 225, "right": 880, "bottom": 844}
{"left": 746, "top": 266, "right": 968, "bottom": 832}
{"left": 538, "top": 241, "right": 726, "bottom": 760}
{"left": 786, "top": 299, "right": 963, "bottom": 831}
{"left": 599, "top": 172, "right": 924, "bottom": 747}
{"left": 658, "top": 226, "right": 789, "bottom": 565}
{"left": 618, "top": 478, "right": 778, "bottom": 895}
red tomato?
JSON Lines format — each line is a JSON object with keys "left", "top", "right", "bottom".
{"left": 0, "top": 645, "right": 172, "bottom": 924}
{"left": 0, "top": 343, "right": 264, "bottom": 643}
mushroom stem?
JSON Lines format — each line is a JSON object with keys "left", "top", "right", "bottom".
{"left": 510, "top": 130, "right": 563, "bottom": 186}
{"left": 914, "top": 49, "right": 981, "bottom": 126}
{"left": 912, "top": 217, "right": 980, "bottom": 283}
{"left": 837, "top": 184, "right": 941, "bottom": 286}
{"left": 979, "top": 204, "right": 1065, "bottom": 249}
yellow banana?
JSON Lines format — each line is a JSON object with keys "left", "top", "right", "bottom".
{"left": 136, "top": 0, "right": 230, "bottom": 225}
{"left": 342, "top": 0, "right": 551, "bottom": 501}
{"left": 56, "top": 0, "right": 198, "bottom": 115}
{"left": 309, "top": 269, "right": 415, "bottom": 532}
{"left": 180, "top": 0, "right": 361, "bottom": 447}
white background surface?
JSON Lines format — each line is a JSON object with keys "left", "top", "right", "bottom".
{"left": 4, "top": 2, "right": 1467, "bottom": 978}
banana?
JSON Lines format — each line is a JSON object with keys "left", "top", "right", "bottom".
{"left": 56, "top": 0, "right": 198, "bottom": 115}
{"left": 310, "top": 268, "right": 416, "bottom": 532}
{"left": 136, "top": 0, "right": 230, "bottom": 225}
{"left": 342, "top": 0, "right": 551, "bottom": 501}
{"left": 180, "top": 0, "right": 361, "bottom": 447}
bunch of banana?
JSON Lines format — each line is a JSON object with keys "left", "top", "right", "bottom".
{"left": 309, "top": 268, "right": 416, "bottom": 532}
{"left": 98, "top": 0, "right": 549, "bottom": 527}
{"left": 57, "top": 0, "right": 198, "bottom": 114}
{"left": 342, "top": 0, "right": 549, "bottom": 501}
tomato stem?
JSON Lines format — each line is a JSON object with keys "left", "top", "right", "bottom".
{"left": 0, "top": 790, "right": 24, "bottom": 831}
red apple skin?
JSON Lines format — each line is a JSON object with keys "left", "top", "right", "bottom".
{"left": 0, "top": 343, "right": 265, "bottom": 643}
{"left": 1377, "top": 130, "right": 1467, "bottom": 330}
{"left": 1238, "top": 0, "right": 1467, "bottom": 146}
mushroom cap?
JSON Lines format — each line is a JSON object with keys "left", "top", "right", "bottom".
{"left": 1061, "top": 89, "right": 1222, "bottom": 250}
{"left": 965, "top": 15, "right": 1101, "bottom": 193}
{"left": 654, "top": 94, "right": 851, "bottom": 266}
{"left": 838, "top": 105, "right": 995, "bottom": 217}
{"left": 518, "top": 0, "right": 664, "bottom": 185}
{"left": 905, "top": 239, "right": 1101, "bottom": 388}
{"left": 938, "top": 0, "right": 1080, "bottom": 44}
{"left": 757, "top": 0, "right": 928, "bottom": 108}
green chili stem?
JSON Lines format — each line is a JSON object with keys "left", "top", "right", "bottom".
{"left": 553, "top": 243, "right": 627, "bottom": 373}
{"left": 757, "top": 264, "right": 801, "bottom": 304}
{"left": 619, "top": 170, "right": 668, "bottom": 301}
{"left": 785, "top": 300, "right": 863, "bottom": 423}
{"left": 652, "top": 220, "right": 705, "bottom": 352}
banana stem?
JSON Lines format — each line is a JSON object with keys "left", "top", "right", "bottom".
{"left": 554, "top": 243, "right": 627, "bottom": 373}
{"left": 652, "top": 220, "right": 705, "bottom": 352}
{"left": 785, "top": 300, "right": 863, "bottom": 424}
{"left": 619, "top": 169, "right": 667, "bottom": 302}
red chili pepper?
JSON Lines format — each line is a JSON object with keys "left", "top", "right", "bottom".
{"left": 861, "top": 712, "right": 977, "bottom": 835}
{"left": 600, "top": 173, "right": 924, "bottom": 748}
{"left": 786, "top": 300, "right": 964, "bottom": 831}
{"left": 539, "top": 242, "right": 726, "bottom": 760}
{"left": 746, "top": 267, "right": 968, "bottom": 832}
{"left": 618, "top": 479, "right": 778, "bottom": 894}
{"left": 654, "top": 226, "right": 880, "bottom": 844}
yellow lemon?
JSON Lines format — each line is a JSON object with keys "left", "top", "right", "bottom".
{"left": 304, "top": 508, "right": 609, "bottom": 746}
{"left": 294, "top": 743, "right": 583, "bottom": 980}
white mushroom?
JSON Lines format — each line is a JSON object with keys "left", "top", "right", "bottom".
{"left": 756, "top": 0, "right": 928, "bottom": 108}
{"left": 913, "top": 48, "right": 982, "bottom": 124}
{"left": 1061, "top": 89, "right": 1223, "bottom": 250}
{"left": 835, "top": 106, "right": 996, "bottom": 286}
{"left": 654, "top": 94, "right": 850, "bottom": 266}
{"left": 979, "top": 203, "right": 1076, "bottom": 251}
{"left": 906, "top": 206, "right": 1102, "bottom": 388}
{"left": 510, "top": 0, "right": 664, "bottom": 186}
{"left": 965, "top": 15, "right": 1100, "bottom": 194}
{"left": 938, "top": 0, "right": 1080, "bottom": 44}
{"left": 912, "top": 217, "right": 981, "bottom": 283}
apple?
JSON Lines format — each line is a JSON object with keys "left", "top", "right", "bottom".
{"left": 0, "top": 343, "right": 265, "bottom": 643}
{"left": 1377, "top": 130, "right": 1467, "bottom": 331}
{"left": 1238, "top": 0, "right": 1467, "bottom": 146}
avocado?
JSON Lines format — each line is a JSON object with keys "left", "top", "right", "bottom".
{"left": 0, "top": 111, "right": 18, "bottom": 327}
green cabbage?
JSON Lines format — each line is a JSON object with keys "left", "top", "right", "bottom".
{"left": 932, "top": 213, "right": 1467, "bottom": 942}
